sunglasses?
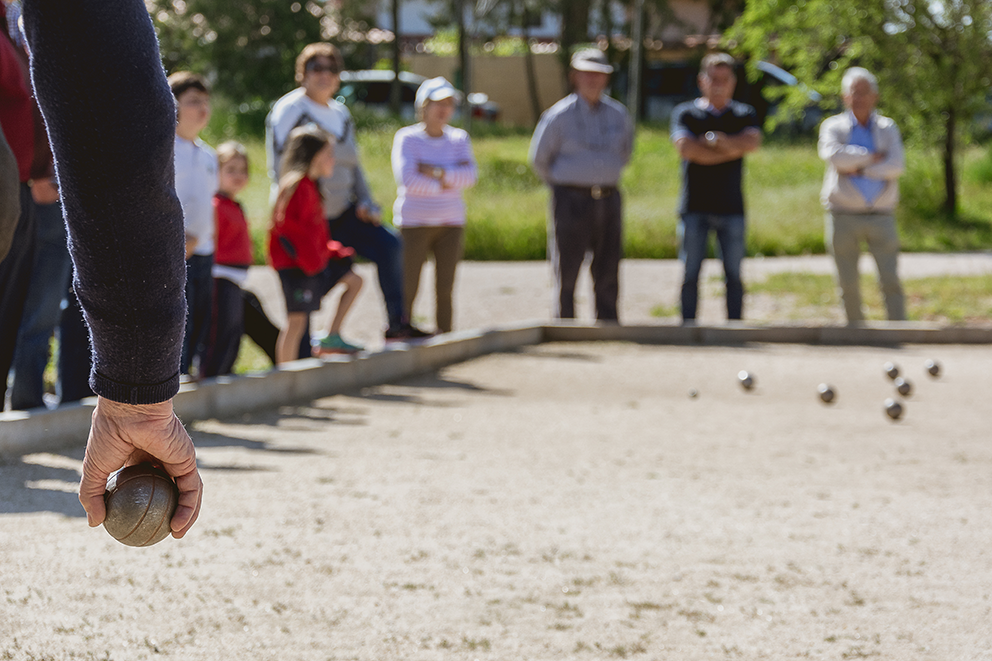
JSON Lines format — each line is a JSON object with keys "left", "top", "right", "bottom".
{"left": 307, "top": 62, "right": 340, "bottom": 75}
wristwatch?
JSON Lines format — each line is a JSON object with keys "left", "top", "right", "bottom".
{"left": 432, "top": 166, "right": 444, "bottom": 180}
{"left": 704, "top": 131, "right": 717, "bottom": 145}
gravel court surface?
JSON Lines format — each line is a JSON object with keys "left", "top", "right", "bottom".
{"left": 3, "top": 341, "right": 992, "bottom": 660}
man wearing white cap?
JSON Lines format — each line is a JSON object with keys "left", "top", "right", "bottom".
{"left": 391, "top": 77, "right": 477, "bottom": 334}
{"left": 529, "top": 48, "right": 634, "bottom": 322}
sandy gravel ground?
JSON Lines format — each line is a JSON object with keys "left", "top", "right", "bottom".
{"left": 3, "top": 340, "right": 992, "bottom": 660}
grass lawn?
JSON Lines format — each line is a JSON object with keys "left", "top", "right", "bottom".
{"left": 228, "top": 124, "right": 992, "bottom": 263}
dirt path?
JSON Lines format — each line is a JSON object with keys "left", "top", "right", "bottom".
{"left": 3, "top": 341, "right": 991, "bottom": 660}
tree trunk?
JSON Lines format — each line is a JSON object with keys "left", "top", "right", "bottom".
{"left": 456, "top": 0, "right": 472, "bottom": 133}
{"left": 558, "top": 0, "right": 591, "bottom": 88}
{"left": 943, "top": 106, "right": 957, "bottom": 217}
{"left": 522, "top": 5, "right": 542, "bottom": 125}
{"left": 390, "top": 0, "right": 402, "bottom": 116}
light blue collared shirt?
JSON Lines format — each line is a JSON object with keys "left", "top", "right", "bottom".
{"left": 847, "top": 113, "right": 885, "bottom": 205}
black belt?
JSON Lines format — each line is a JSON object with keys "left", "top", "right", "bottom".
{"left": 559, "top": 184, "right": 617, "bottom": 200}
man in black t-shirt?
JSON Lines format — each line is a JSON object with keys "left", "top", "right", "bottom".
{"left": 670, "top": 53, "right": 761, "bottom": 323}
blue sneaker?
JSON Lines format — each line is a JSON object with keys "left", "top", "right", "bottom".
{"left": 313, "top": 333, "right": 363, "bottom": 356}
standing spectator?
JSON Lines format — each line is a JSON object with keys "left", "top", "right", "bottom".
{"left": 391, "top": 77, "right": 477, "bottom": 334}
{"left": 204, "top": 141, "right": 252, "bottom": 377}
{"left": 529, "top": 48, "right": 634, "bottom": 322}
{"left": 671, "top": 53, "right": 761, "bottom": 325}
{"left": 266, "top": 43, "right": 429, "bottom": 344}
{"left": 0, "top": 3, "right": 37, "bottom": 408}
{"left": 169, "top": 71, "right": 218, "bottom": 376}
{"left": 819, "top": 67, "right": 906, "bottom": 324}
{"left": 10, "top": 191, "right": 72, "bottom": 410}
{"left": 269, "top": 126, "right": 364, "bottom": 364}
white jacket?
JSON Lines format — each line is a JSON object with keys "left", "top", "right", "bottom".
{"left": 819, "top": 111, "right": 904, "bottom": 213}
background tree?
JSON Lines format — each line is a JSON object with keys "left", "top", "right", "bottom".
{"left": 728, "top": 0, "right": 992, "bottom": 217}
{"left": 149, "top": 0, "right": 383, "bottom": 135}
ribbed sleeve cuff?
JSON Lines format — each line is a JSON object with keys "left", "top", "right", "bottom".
{"left": 91, "top": 371, "right": 181, "bottom": 405}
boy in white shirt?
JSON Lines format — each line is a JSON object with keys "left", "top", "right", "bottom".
{"left": 169, "top": 71, "right": 218, "bottom": 376}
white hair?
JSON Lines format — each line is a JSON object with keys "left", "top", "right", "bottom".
{"left": 841, "top": 67, "right": 878, "bottom": 95}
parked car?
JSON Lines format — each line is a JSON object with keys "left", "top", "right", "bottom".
{"left": 337, "top": 70, "right": 500, "bottom": 122}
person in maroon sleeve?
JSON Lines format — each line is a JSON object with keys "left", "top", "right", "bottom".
{"left": 0, "top": 4, "right": 37, "bottom": 409}
{"left": 269, "top": 126, "right": 363, "bottom": 364}
{"left": 23, "top": 0, "right": 202, "bottom": 537}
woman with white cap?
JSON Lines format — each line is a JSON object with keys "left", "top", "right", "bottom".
{"left": 391, "top": 77, "right": 477, "bottom": 334}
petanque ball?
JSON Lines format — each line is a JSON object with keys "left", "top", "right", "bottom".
{"left": 884, "top": 398, "right": 903, "bottom": 421}
{"left": 738, "top": 370, "right": 754, "bottom": 390}
{"left": 895, "top": 377, "right": 913, "bottom": 397}
{"left": 817, "top": 383, "right": 836, "bottom": 404}
{"left": 103, "top": 463, "right": 179, "bottom": 547}
{"left": 925, "top": 359, "right": 941, "bottom": 377}
{"left": 883, "top": 362, "right": 900, "bottom": 380}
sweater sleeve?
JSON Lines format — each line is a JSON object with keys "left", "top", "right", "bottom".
{"left": 24, "top": 0, "right": 187, "bottom": 404}
{"left": 441, "top": 134, "right": 477, "bottom": 191}
{"left": 392, "top": 129, "right": 442, "bottom": 196}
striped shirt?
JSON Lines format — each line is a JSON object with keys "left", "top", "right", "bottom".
{"left": 391, "top": 124, "right": 477, "bottom": 228}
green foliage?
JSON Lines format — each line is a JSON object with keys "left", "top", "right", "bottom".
{"left": 226, "top": 124, "right": 992, "bottom": 265}
{"left": 149, "top": 0, "right": 384, "bottom": 130}
{"left": 726, "top": 0, "right": 992, "bottom": 214}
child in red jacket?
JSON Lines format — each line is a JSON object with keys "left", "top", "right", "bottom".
{"left": 204, "top": 141, "right": 254, "bottom": 376}
{"left": 269, "top": 126, "right": 363, "bottom": 364}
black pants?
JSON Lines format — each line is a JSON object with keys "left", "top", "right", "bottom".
{"left": 0, "top": 184, "right": 36, "bottom": 407}
{"left": 548, "top": 185, "right": 622, "bottom": 321}
{"left": 203, "top": 277, "right": 244, "bottom": 377}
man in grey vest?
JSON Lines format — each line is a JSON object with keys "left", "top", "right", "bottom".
{"left": 529, "top": 49, "right": 634, "bottom": 322}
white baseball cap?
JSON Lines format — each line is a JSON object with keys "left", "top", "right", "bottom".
{"left": 570, "top": 48, "right": 613, "bottom": 74}
{"left": 415, "top": 77, "right": 462, "bottom": 109}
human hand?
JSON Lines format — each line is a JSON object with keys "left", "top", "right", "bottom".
{"left": 79, "top": 397, "right": 203, "bottom": 539}
{"left": 30, "top": 178, "right": 60, "bottom": 205}
{"left": 184, "top": 235, "right": 198, "bottom": 260}
{"left": 356, "top": 203, "right": 381, "bottom": 226}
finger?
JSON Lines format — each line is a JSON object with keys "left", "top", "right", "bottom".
{"left": 78, "top": 454, "right": 110, "bottom": 527}
{"left": 170, "top": 468, "right": 203, "bottom": 538}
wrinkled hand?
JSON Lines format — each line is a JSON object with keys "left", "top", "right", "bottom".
{"left": 79, "top": 397, "right": 202, "bottom": 539}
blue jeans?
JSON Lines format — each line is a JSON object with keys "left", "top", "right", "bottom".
{"left": 58, "top": 284, "right": 94, "bottom": 403}
{"left": 679, "top": 213, "right": 745, "bottom": 321}
{"left": 181, "top": 253, "right": 213, "bottom": 374}
{"left": 328, "top": 205, "right": 404, "bottom": 328}
{"left": 11, "top": 200, "right": 74, "bottom": 410}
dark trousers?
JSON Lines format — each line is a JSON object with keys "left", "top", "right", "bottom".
{"left": 242, "top": 289, "right": 278, "bottom": 365}
{"left": 548, "top": 185, "right": 622, "bottom": 321}
{"left": 328, "top": 204, "right": 404, "bottom": 328}
{"left": 181, "top": 253, "right": 213, "bottom": 375}
{"left": 58, "top": 284, "right": 94, "bottom": 403}
{"left": 11, "top": 200, "right": 73, "bottom": 410}
{"left": 203, "top": 277, "right": 244, "bottom": 377}
{"left": 0, "top": 184, "right": 36, "bottom": 408}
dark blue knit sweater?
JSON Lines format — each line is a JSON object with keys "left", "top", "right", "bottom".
{"left": 24, "top": 0, "right": 186, "bottom": 404}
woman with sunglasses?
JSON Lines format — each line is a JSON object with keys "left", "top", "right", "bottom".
{"left": 266, "top": 43, "right": 430, "bottom": 348}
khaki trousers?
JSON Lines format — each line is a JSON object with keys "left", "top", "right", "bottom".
{"left": 825, "top": 211, "right": 905, "bottom": 323}
{"left": 401, "top": 225, "right": 464, "bottom": 333}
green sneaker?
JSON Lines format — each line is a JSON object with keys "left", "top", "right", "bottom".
{"left": 313, "top": 333, "right": 363, "bottom": 356}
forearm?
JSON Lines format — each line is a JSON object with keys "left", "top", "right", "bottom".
{"left": 677, "top": 138, "right": 743, "bottom": 165}
{"left": 25, "top": 0, "right": 186, "bottom": 404}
